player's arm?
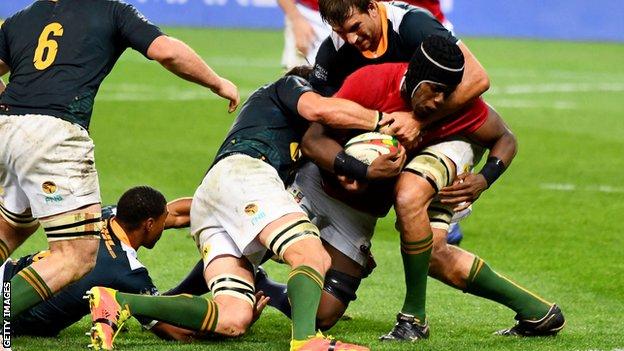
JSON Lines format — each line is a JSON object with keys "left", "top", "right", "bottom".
{"left": 277, "top": 0, "right": 316, "bottom": 56}
{"left": 419, "top": 42, "right": 490, "bottom": 127}
{"left": 297, "top": 91, "right": 381, "bottom": 130}
{"left": 146, "top": 36, "right": 239, "bottom": 113}
{"left": 164, "top": 197, "right": 192, "bottom": 229}
{"left": 301, "top": 123, "right": 405, "bottom": 181}
{"left": 438, "top": 106, "right": 517, "bottom": 209}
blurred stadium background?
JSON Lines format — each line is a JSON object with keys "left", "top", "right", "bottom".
{"left": 2, "top": 0, "right": 623, "bottom": 350}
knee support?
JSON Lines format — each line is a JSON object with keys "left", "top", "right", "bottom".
{"left": 208, "top": 274, "right": 256, "bottom": 307}
{"left": 40, "top": 212, "right": 102, "bottom": 242}
{"left": 404, "top": 149, "right": 455, "bottom": 193}
{"left": 265, "top": 218, "right": 320, "bottom": 261}
{"left": 323, "top": 269, "right": 362, "bottom": 306}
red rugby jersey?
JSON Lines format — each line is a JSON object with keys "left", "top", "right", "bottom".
{"left": 297, "top": 0, "right": 319, "bottom": 11}
{"left": 334, "top": 62, "right": 488, "bottom": 148}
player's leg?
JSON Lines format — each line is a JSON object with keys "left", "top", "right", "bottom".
{"left": 428, "top": 226, "right": 564, "bottom": 335}
{"left": 382, "top": 150, "right": 456, "bottom": 341}
{"left": 258, "top": 214, "right": 368, "bottom": 351}
{"left": 2, "top": 115, "right": 102, "bottom": 321}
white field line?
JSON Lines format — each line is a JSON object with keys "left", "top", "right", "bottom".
{"left": 488, "top": 82, "right": 624, "bottom": 95}
{"left": 491, "top": 99, "right": 577, "bottom": 109}
{"left": 540, "top": 183, "right": 624, "bottom": 194}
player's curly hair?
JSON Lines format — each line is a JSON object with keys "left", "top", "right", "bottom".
{"left": 115, "top": 186, "right": 167, "bottom": 230}
{"left": 319, "top": 0, "right": 372, "bottom": 26}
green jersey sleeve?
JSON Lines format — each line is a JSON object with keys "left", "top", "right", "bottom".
{"left": 113, "top": 2, "right": 163, "bottom": 58}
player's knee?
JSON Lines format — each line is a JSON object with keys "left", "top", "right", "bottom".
{"left": 214, "top": 300, "right": 253, "bottom": 337}
{"left": 394, "top": 180, "right": 430, "bottom": 214}
{"left": 60, "top": 239, "right": 99, "bottom": 281}
{"left": 287, "top": 245, "right": 331, "bottom": 276}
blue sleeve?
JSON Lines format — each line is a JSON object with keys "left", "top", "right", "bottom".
{"left": 399, "top": 10, "right": 458, "bottom": 52}
{"left": 113, "top": 2, "right": 163, "bottom": 58}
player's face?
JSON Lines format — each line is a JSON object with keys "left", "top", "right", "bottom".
{"left": 331, "top": 4, "right": 382, "bottom": 52}
{"left": 409, "top": 82, "right": 452, "bottom": 117}
{"left": 143, "top": 210, "right": 168, "bottom": 249}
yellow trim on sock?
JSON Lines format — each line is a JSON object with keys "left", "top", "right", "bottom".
{"left": 497, "top": 273, "right": 553, "bottom": 307}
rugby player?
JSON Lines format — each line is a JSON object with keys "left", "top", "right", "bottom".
{"left": 306, "top": 1, "right": 490, "bottom": 333}
{"left": 85, "top": 67, "right": 412, "bottom": 351}
{"left": 298, "top": 35, "right": 564, "bottom": 339}
{"left": 279, "top": 0, "right": 331, "bottom": 69}
{"left": 0, "top": 0, "right": 238, "bottom": 332}
{"left": 0, "top": 187, "right": 202, "bottom": 340}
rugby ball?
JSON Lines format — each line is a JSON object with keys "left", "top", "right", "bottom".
{"left": 344, "top": 132, "right": 401, "bottom": 165}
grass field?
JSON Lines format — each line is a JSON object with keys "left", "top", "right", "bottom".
{"left": 9, "top": 28, "right": 624, "bottom": 350}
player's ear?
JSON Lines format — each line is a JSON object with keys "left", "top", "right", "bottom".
{"left": 144, "top": 218, "right": 155, "bottom": 232}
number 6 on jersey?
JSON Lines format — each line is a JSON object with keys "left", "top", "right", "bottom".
{"left": 34, "top": 22, "right": 64, "bottom": 70}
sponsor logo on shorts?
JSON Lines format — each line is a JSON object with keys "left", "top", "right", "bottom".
{"left": 44, "top": 195, "right": 63, "bottom": 203}
{"left": 42, "top": 181, "right": 57, "bottom": 195}
{"left": 250, "top": 211, "right": 267, "bottom": 226}
{"left": 244, "top": 203, "right": 259, "bottom": 216}
{"left": 288, "top": 188, "right": 304, "bottom": 204}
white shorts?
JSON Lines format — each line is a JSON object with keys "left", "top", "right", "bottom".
{"left": 191, "top": 154, "right": 305, "bottom": 267}
{"left": 288, "top": 162, "right": 377, "bottom": 267}
{"left": 0, "top": 114, "right": 101, "bottom": 220}
{"left": 281, "top": 4, "right": 332, "bottom": 69}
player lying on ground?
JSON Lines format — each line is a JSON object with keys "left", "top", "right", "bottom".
{"left": 0, "top": 187, "right": 209, "bottom": 340}
{"left": 0, "top": 0, "right": 238, "bottom": 334}
{"left": 85, "top": 66, "right": 416, "bottom": 351}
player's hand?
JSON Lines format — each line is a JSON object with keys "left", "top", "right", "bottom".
{"left": 293, "top": 17, "right": 316, "bottom": 56}
{"left": 212, "top": 77, "right": 240, "bottom": 113}
{"left": 251, "top": 291, "right": 270, "bottom": 325}
{"left": 366, "top": 146, "right": 406, "bottom": 180}
{"left": 378, "top": 111, "right": 422, "bottom": 151}
{"left": 439, "top": 173, "right": 488, "bottom": 211}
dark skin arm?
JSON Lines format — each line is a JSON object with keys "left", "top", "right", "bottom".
{"left": 164, "top": 197, "right": 192, "bottom": 229}
{"left": 438, "top": 105, "right": 517, "bottom": 210}
{"left": 301, "top": 122, "right": 406, "bottom": 180}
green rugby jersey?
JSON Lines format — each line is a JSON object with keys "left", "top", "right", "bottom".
{"left": 214, "top": 75, "right": 314, "bottom": 182}
{"left": 0, "top": 0, "right": 163, "bottom": 130}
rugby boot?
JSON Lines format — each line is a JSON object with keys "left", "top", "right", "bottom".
{"left": 85, "top": 287, "right": 131, "bottom": 350}
{"left": 379, "top": 313, "right": 429, "bottom": 342}
{"left": 495, "top": 304, "right": 565, "bottom": 337}
{"left": 292, "top": 332, "right": 370, "bottom": 351}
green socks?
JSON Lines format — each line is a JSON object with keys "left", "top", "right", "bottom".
{"left": 115, "top": 293, "right": 218, "bottom": 332}
{"left": 287, "top": 265, "right": 324, "bottom": 340}
{"left": 400, "top": 233, "right": 433, "bottom": 322}
{"left": 9, "top": 266, "right": 53, "bottom": 319}
{"left": 465, "top": 257, "right": 552, "bottom": 320}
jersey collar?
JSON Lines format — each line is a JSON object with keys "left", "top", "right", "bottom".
{"left": 110, "top": 218, "right": 132, "bottom": 247}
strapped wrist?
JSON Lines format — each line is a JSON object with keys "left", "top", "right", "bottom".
{"left": 334, "top": 150, "right": 369, "bottom": 181}
{"left": 479, "top": 157, "right": 506, "bottom": 187}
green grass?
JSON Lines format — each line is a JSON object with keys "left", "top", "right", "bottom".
{"left": 10, "top": 28, "right": 624, "bottom": 350}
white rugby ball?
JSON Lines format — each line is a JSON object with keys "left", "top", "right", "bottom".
{"left": 344, "top": 132, "right": 401, "bottom": 165}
